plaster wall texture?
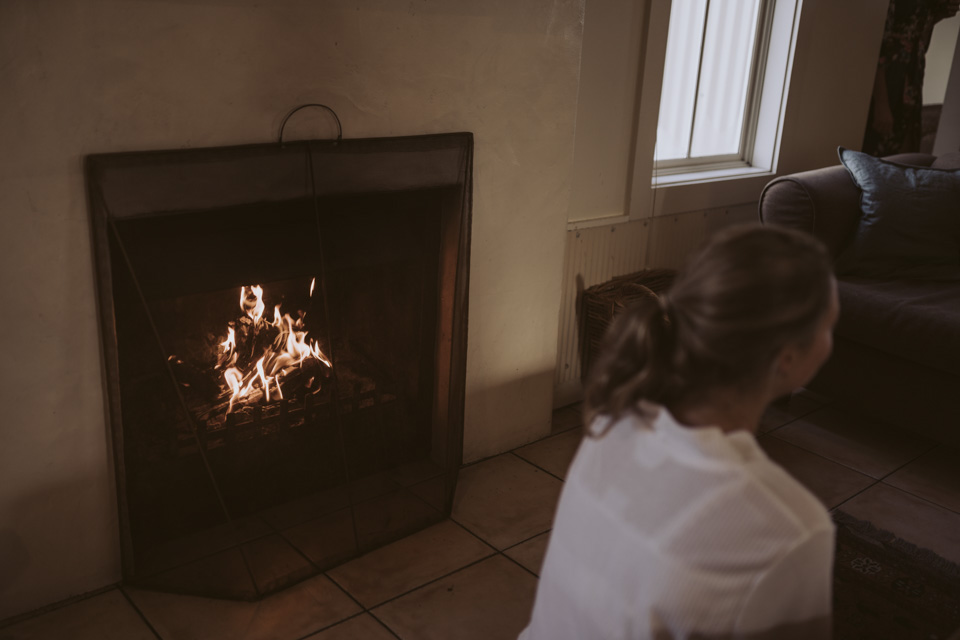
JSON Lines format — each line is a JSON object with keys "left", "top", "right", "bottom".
{"left": 0, "top": 0, "right": 584, "bottom": 620}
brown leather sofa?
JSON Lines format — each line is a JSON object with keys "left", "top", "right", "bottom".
{"left": 759, "top": 152, "right": 960, "bottom": 448}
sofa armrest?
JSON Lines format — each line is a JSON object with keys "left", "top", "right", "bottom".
{"left": 758, "top": 152, "right": 936, "bottom": 260}
{"left": 758, "top": 165, "right": 861, "bottom": 260}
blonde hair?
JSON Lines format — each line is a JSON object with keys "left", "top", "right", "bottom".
{"left": 584, "top": 224, "right": 832, "bottom": 428}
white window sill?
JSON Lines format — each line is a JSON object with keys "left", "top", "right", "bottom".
{"left": 652, "top": 164, "right": 773, "bottom": 187}
{"left": 645, "top": 164, "right": 777, "bottom": 217}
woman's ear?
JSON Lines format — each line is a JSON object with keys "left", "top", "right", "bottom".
{"left": 770, "top": 342, "right": 801, "bottom": 397}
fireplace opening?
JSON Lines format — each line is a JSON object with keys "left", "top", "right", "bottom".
{"left": 87, "top": 134, "right": 471, "bottom": 599}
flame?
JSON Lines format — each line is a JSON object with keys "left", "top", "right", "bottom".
{"left": 220, "top": 327, "right": 235, "bottom": 353}
{"left": 310, "top": 277, "right": 316, "bottom": 297}
{"left": 215, "top": 284, "right": 332, "bottom": 415}
{"left": 311, "top": 341, "right": 332, "bottom": 367}
{"left": 224, "top": 367, "right": 243, "bottom": 413}
{"left": 240, "top": 285, "right": 265, "bottom": 323}
{"left": 256, "top": 357, "right": 270, "bottom": 402}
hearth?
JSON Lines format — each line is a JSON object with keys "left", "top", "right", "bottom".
{"left": 86, "top": 132, "right": 472, "bottom": 599}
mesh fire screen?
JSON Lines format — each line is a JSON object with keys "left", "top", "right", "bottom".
{"left": 86, "top": 133, "right": 472, "bottom": 599}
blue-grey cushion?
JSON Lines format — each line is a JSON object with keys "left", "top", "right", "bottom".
{"left": 835, "top": 147, "right": 960, "bottom": 278}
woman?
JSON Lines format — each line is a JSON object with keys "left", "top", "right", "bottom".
{"left": 520, "top": 225, "right": 840, "bottom": 640}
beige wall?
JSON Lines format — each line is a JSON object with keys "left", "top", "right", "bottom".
{"left": 567, "top": 0, "right": 645, "bottom": 223}
{"left": 925, "top": 13, "right": 960, "bottom": 105}
{"left": 0, "top": 0, "right": 584, "bottom": 620}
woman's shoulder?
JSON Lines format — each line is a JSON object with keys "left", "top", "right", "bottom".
{"left": 744, "top": 451, "right": 835, "bottom": 536}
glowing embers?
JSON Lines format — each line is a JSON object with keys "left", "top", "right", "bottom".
{"left": 212, "top": 282, "right": 332, "bottom": 416}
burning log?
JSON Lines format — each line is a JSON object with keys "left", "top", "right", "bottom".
{"left": 168, "top": 281, "right": 333, "bottom": 425}
{"left": 212, "top": 283, "right": 332, "bottom": 416}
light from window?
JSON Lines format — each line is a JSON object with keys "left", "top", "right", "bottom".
{"left": 655, "top": 0, "right": 765, "bottom": 165}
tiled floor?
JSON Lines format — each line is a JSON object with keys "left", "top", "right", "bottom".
{"left": 3, "top": 391, "right": 960, "bottom": 639}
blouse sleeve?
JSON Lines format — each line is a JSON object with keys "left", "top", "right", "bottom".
{"left": 734, "top": 527, "right": 835, "bottom": 640}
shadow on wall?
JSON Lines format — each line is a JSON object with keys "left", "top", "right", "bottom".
{"left": 0, "top": 529, "right": 30, "bottom": 595}
{"left": 465, "top": 368, "right": 557, "bottom": 463}
{"left": 0, "top": 473, "right": 121, "bottom": 622}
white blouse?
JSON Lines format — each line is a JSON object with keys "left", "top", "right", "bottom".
{"left": 519, "top": 403, "right": 835, "bottom": 640}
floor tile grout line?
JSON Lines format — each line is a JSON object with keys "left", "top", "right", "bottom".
{"left": 323, "top": 515, "right": 501, "bottom": 613}
{"left": 366, "top": 610, "right": 404, "bottom": 640}
{"left": 0, "top": 583, "right": 122, "bottom": 631}
{"left": 509, "top": 451, "right": 569, "bottom": 483}
{"left": 550, "top": 423, "right": 584, "bottom": 436}
{"left": 141, "top": 482, "right": 447, "bottom": 598}
{"left": 447, "top": 517, "right": 502, "bottom": 554}
{"left": 549, "top": 420, "right": 584, "bottom": 436}
{"left": 446, "top": 514, "right": 548, "bottom": 578}
{"left": 762, "top": 430, "right": 883, "bottom": 479}
{"left": 322, "top": 530, "right": 543, "bottom": 635}
{"left": 136, "top": 520, "right": 279, "bottom": 581}
{"left": 291, "top": 610, "right": 369, "bottom": 640}
{"left": 517, "top": 427, "right": 585, "bottom": 453}
{"left": 448, "top": 512, "right": 553, "bottom": 560}
{"left": 760, "top": 394, "right": 832, "bottom": 428}
{"left": 268, "top": 476, "right": 451, "bottom": 594}
{"left": 459, "top": 449, "right": 518, "bottom": 470}
{"left": 271, "top": 525, "right": 330, "bottom": 580}
{"left": 292, "top": 608, "right": 403, "bottom": 640}
{"left": 878, "top": 481, "right": 960, "bottom": 517}
{"left": 498, "top": 547, "right": 542, "bottom": 580}
{"left": 759, "top": 411, "right": 810, "bottom": 434}
{"left": 502, "top": 528, "right": 553, "bottom": 554}
{"left": 831, "top": 478, "right": 883, "bottom": 513}
{"left": 362, "top": 554, "right": 498, "bottom": 612}
{"left": 118, "top": 586, "right": 164, "bottom": 640}
{"left": 762, "top": 429, "right": 928, "bottom": 481}
{"left": 871, "top": 478, "right": 960, "bottom": 518}
{"left": 877, "top": 442, "right": 937, "bottom": 481}
{"left": 324, "top": 567, "right": 381, "bottom": 613}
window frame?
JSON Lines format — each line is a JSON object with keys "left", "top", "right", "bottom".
{"left": 653, "top": 0, "right": 778, "bottom": 174}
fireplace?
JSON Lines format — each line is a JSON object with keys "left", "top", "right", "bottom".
{"left": 86, "top": 133, "right": 472, "bottom": 599}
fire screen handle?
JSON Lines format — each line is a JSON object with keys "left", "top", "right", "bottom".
{"left": 278, "top": 103, "right": 343, "bottom": 146}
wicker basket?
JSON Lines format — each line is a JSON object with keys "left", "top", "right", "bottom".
{"left": 580, "top": 268, "right": 677, "bottom": 380}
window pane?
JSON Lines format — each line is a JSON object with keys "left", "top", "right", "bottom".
{"left": 689, "top": 0, "right": 761, "bottom": 157}
{"left": 655, "top": 0, "right": 707, "bottom": 162}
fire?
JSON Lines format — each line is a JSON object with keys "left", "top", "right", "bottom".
{"left": 216, "top": 280, "right": 330, "bottom": 415}
{"left": 220, "top": 327, "right": 235, "bottom": 353}
{"left": 223, "top": 367, "right": 243, "bottom": 413}
{"left": 240, "top": 285, "right": 265, "bottom": 323}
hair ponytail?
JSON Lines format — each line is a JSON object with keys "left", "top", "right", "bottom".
{"left": 583, "top": 224, "right": 833, "bottom": 432}
{"left": 583, "top": 296, "right": 677, "bottom": 432}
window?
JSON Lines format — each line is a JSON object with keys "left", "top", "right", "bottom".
{"left": 654, "top": 0, "right": 778, "bottom": 173}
